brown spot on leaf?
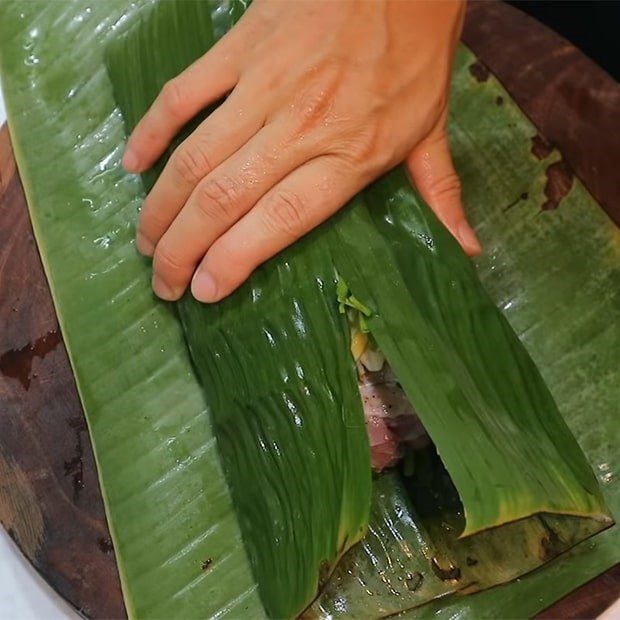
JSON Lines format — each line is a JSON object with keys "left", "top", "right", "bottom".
{"left": 0, "top": 330, "right": 61, "bottom": 390}
{"left": 466, "top": 557, "right": 478, "bottom": 567}
{"left": 0, "top": 452, "right": 44, "bottom": 559}
{"left": 531, "top": 134, "right": 554, "bottom": 160}
{"left": 503, "top": 192, "right": 529, "bottom": 211}
{"left": 431, "top": 557, "right": 461, "bottom": 581}
{"left": 469, "top": 60, "right": 490, "bottom": 82}
{"left": 201, "top": 558, "right": 213, "bottom": 571}
{"left": 495, "top": 96, "right": 504, "bottom": 106}
{"left": 538, "top": 517, "right": 563, "bottom": 561}
{"left": 542, "top": 159, "right": 574, "bottom": 210}
{"left": 405, "top": 571, "right": 423, "bottom": 591}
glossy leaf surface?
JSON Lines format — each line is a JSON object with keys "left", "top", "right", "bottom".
{"left": 1, "top": 1, "right": 617, "bottom": 618}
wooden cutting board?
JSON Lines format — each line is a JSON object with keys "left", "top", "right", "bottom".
{"left": 0, "top": 2, "right": 618, "bottom": 618}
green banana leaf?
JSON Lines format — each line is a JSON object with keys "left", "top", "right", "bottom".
{"left": 330, "top": 170, "right": 607, "bottom": 533}
{"left": 106, "top": 1, "right": 613, "bottom": 616}
{"left": 1, "top": 1, "right": 618, "bottom": 618}
{"left": 1, "top": 2, "right": 264, "bottom": 618}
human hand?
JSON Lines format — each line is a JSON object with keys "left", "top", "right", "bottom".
{"left": 123, "top": 0, "right": 481, "bottom": 303}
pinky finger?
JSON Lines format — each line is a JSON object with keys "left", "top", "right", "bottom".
{"left": 191, "top": 156, "right": 367, "bottom": 302}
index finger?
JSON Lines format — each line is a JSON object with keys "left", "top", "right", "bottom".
{"left": 122, "top": 42, "right": 239, "bottom": 173}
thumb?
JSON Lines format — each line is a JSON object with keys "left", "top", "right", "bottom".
{"left": 406, "top": 125, "right": 481, "bottom": 256}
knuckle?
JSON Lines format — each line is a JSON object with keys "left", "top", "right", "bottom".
{"left": 429, "top": 171, "right": 461, "bottom": 201}
{"left": 333, "top": 126, "right": 391, "bottom": 176}
{"left": 160, "top": 78, "right": 187, "bottom": 118}
{"left": 138, "top": 199, "right": 171, "bottom": 239}
{"left": 349, "top": 126, "right": 380, "bottom": 162}
{"left": 197, "top": 177, "right": 239, "bottom": 222}
{"left": 290, "top": 69, "right": 339, "bottom": 134}
{"left": 296, "top": 87, "right": 333, "bottom": 123}
{"left": 172, "top": 143, "right": 212, "bottom": 185}
{"left": 263, "top": 190, "right": 307, "bottom": 238}
{"left": 138, "top": 202, "right": 169, "bottom": 239}
{"left": 154, "top": 242, "right": 185, "bottom": 275}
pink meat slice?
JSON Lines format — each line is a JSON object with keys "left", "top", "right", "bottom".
{"left": 358, "top": 363, "right": 428, "bottom": 471}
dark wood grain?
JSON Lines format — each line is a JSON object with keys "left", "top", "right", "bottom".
{"left": 0, "top": 124, "right": 126, "bottom": 619}
{"left": 462, "top": 1, "right": 620, "bottom": 226}
{"left": 0, "top": 2, "right": 618, "bottom": 619}
{"left": 537, "top": 564, "right": 620, "bottom": 620}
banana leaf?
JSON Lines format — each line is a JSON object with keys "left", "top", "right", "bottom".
{"left": 1, "top": 2, "right": 263, "bottom": 618}
{"left": 331, "top": 170, "right": 607, "bottom": 533}
{"left": 0, "top": 1, "right": 618, "bottom": 618}
{"left": 106, "top": 1, "right": 613, "bottom": 616}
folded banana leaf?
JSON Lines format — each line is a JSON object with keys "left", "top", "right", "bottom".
{"left": 1, "top": 1, "right": 618, "bottom": 618}
{"left": 107, "top": 5, "right": 374, "bottom": 618}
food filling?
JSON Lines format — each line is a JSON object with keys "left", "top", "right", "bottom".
{"left": 338, "top": 277, "right": 429, "bottom": 471}
{"left": 357, "top": 359, "right": 428, "bottom": 471}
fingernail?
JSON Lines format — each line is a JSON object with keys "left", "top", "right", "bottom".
{"left": 122, "top": 148, "right": 140, "bottom": 173}
{"left": 152, "top": 274, "right": 177, "bottom": 301}
{"left": 457, "top": 221, "right": 482, "bottom": 256}
{"left": 192, "top": 270, "right": 218, "bottom": 303}
{"left": 136, "top": 231, "right": 155, "bottom": 256}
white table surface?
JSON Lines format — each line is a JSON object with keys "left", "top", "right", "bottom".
{"left": 0, "top": 530, "right": 75, "bottom": 619}
{"left": 1, "top": 77, "right": 619, "bottom": 620}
